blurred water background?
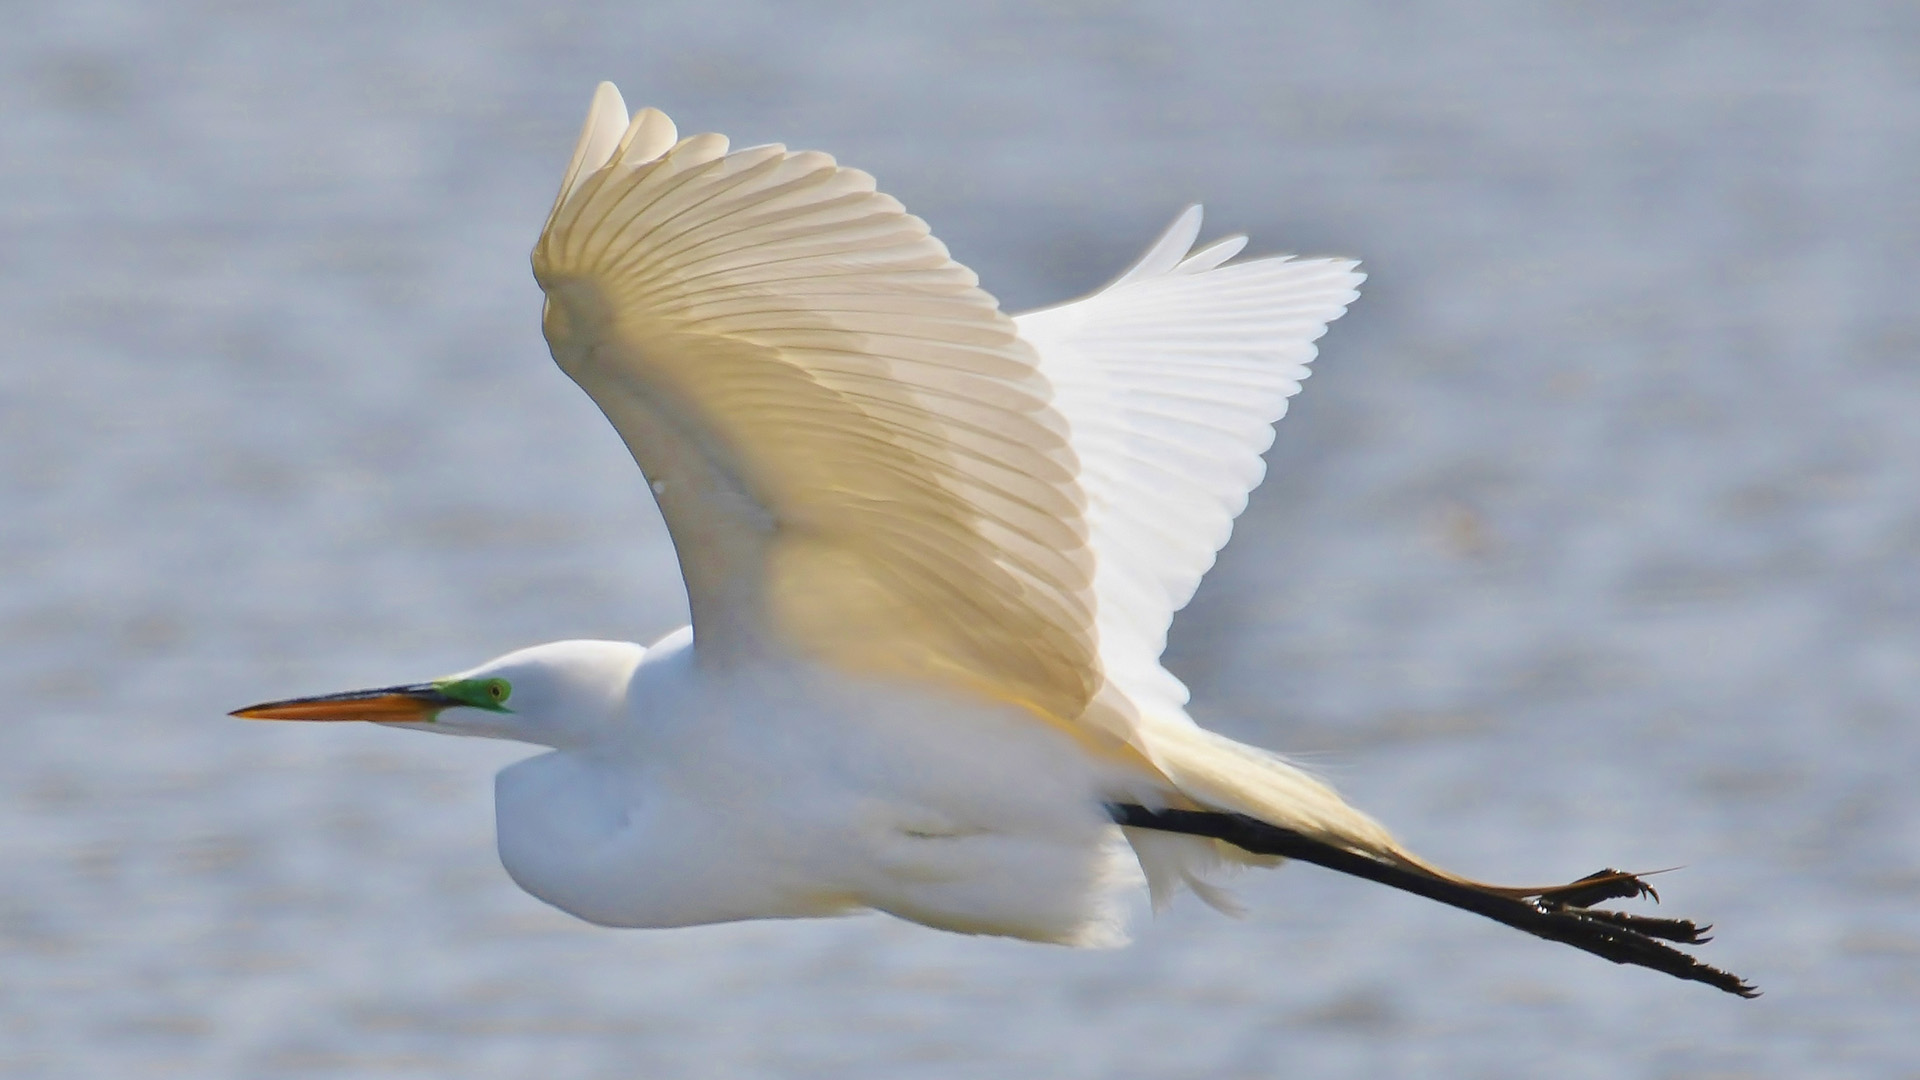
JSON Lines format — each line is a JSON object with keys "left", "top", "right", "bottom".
{"left": 4, "top": 2, "right": 1918, "bottom": 1077}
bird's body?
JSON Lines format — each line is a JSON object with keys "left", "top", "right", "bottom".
{"left": 234, "top": 83, "right": 1755, "bottom": 995}
{"left": 491, "top": 631, "right": 1144, "bottom": 944}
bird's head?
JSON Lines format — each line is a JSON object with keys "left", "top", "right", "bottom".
{"left": 231, "top": 639, "right": 646, "bottom": 749}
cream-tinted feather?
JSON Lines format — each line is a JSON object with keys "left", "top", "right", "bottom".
{"left": 533, "top": 86, "right": 1103, "bottom": 731}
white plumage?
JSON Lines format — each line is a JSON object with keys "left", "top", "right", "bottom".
{"left": 233, "top": 83, "right": 1755, "bottom": 995}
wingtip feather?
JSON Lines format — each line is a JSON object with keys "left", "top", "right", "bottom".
{"left": 550, "top": 82, "right": 634, "bottom": 219}
{"left": 615, "top": 107, "right": 680, "bottom": 168}
{"left": 1110, "top": 205, "right": 1205, "bottom": 288}
{"left": 1175, "top": 234, "right": 1247, "bottom": 274}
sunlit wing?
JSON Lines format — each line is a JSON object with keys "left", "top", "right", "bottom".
{"left": 532, "top": 85, "right": 1102, "bottom": 728}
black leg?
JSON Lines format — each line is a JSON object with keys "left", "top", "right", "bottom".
{"left": 1109, "top": 804, "right": 1757, "bottom": 998}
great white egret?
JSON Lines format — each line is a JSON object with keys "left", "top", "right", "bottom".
{"left": 234, "top": 83, "right": 1754, "bottom": 997}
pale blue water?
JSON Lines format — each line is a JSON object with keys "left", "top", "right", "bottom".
{"left": 5, "top": 3, "right": 1918, "bottom": 1076}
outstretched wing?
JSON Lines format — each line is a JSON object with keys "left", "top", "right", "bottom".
{"left": 532, "top": 85, "right": 1100, "bottom": 726}
{"left": 1017, "top": 206, "right": 1363, "bottom": 722}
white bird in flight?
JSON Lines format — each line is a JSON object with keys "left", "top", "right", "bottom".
{"left": 236, "top": 82, "right": 1753, "bottom": 996}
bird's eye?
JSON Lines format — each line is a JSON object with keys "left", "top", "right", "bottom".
{"left": 486, "top": 679, "right": 511, "bottom": 704}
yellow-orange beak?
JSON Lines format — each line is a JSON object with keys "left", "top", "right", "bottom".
{"left": 230, "top": 683, "right": 454, "bottom": 723}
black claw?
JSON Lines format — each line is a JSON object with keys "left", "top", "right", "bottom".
{"left": 1109, "top": 804, "right": 1758, "bottom": 998}
{"left": 1539, "top": 868, "right": 1659, "bottom": 908}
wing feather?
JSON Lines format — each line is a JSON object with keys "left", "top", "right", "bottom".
{"left": 533, "top": 87, "right": 1102, "bottom": 728}
{"left": 1017, "top": 206, "right": 1363, "bottom": 718}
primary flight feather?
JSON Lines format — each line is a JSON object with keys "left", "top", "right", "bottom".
{"left": 234, "top": 83, "right": 1755, "bottom": 996}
